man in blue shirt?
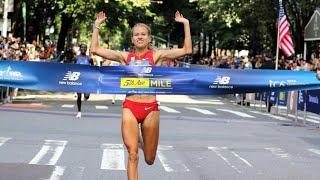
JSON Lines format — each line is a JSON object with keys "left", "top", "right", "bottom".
{"left": 75, "top": 44, "right": 93, "bottom": 118}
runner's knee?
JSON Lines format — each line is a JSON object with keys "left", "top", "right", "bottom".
{"left": 128, "top": 151, "right": 139, "bottom": 164}
{"left": 145, "top": 155, "right": 156, "bottom": 165}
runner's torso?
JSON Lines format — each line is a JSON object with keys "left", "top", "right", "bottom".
{"left": 125, "top": 50, "right": 156, "bottom": 102}
{"left": 76, "top": 55, "right": 91, "bottom": 65}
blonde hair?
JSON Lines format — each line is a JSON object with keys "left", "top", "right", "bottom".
{"left": 131, "top": 23, "right": 153, "bottom": 50}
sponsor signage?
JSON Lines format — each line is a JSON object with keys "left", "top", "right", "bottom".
{"left": 0, "top": 61, "right": 319, "bottom": 95}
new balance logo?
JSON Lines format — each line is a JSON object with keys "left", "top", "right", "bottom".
{"left": 63, "top": 71, "right": 81, "bottom": 81}
{"left": 213, "top": 76, "right": 230, "bottom": 85}
{"left": 209, "top": 76, "right": 233, "bottom": 89}
{"left": 59, "top": 71, "right": 82, "bottom": 86}
{"left": 141, "top": 67, "right": 152, "bottom": 74}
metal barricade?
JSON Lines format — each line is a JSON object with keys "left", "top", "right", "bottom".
{"left": 0, "top": 86, "right": 3, "bottom": 102}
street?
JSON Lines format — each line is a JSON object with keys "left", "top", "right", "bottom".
{"left": 0, "top": 94, "right": 320, "bottom": 180}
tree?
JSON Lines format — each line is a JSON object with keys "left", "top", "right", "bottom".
{"left": 15, "top": 0, "right": 320, "bottom": 59}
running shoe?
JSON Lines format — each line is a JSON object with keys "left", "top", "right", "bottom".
{"left": 76, "top": 112, "right": 81, "bottom": 118}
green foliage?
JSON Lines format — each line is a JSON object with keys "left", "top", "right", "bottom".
{"left": 21, "top": 0, "right": 320, "bottom": 57}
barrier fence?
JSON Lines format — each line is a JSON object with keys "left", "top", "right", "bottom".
{"left": 244, "top": 90, "right": 320, "bottom": 126}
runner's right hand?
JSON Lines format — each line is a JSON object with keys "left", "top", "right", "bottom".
{"left": 95, "top": 11, "right": 106, "bottom": 27}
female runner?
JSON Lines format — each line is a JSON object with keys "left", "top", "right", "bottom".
{"left": 90, "top": 11, "right": 192, "bottom": 180}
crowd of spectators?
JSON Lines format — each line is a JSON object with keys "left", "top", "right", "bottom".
{"left": 0, "top": 33, "right": 95, "bottom": 64}
{"left": 0, "top": 33, "right": 193, "bottom": 67}
{"left": 0, "top": 34, "right": 59, "bottom": 61}
{"left": 195, "top": 53, "right": 319, "bottom": 72}
{"left": 1, "top": 33, "right": 319, "bottom": 72}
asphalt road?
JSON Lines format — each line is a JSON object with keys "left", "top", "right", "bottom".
{"left": 0, "top": 95, "right": 320, "bottom": 180}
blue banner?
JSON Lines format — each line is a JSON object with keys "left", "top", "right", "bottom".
{"left": 306, "top": 90, "right": 320, "bottom": 114}
{"left": 278, "top": 91, "right": 288, "bottom": 106}
{"left": 267, "top": 91, "right": 288, "bottom": 106}
{"left": 297, "top": 90, "right": 320, "bottom": 114}
{"left": 298, "top": 91, "right": 307, "bottom": 111}
{"left": 0, "top": 60, "right": 320, "bottom": 95}
{"left": 269, "top": 92, "right": 277, "bottom": 104}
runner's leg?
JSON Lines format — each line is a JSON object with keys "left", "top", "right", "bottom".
{"left": 77, "top": 93, "right": 82, "bottom": 112}
{"left": 141, "top": 111, "right": 160, "bottom": 165}
{"left": 84, "top": 93, "right": 90, "bottom": 101}
{"left": 76, "top": 93, "right": 82, "bottom": 118}
{"left": 122, "top": 108, "right": 139, "bottom": 180}
{"left": 112, "top": 94, "right": 116, "bottom": 104}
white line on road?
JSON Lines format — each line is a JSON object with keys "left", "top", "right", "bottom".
{"left": 159, "top": 106, "right": 181, "bottom": 113}
{"left": 61, "top": 104, "right": 74, "bottom": 108}
{"left": 250, "top": 111, "right": 289, "bottom": 121}
{"left": 230, "top": 151, "right": 253, "bottom": 167}
{"left": 185, "top": 107, "right": 216, "bottom": 115}
{"left": 29, "top": 140, "right": 67, "bottom": 165}
{"left": 48, "top": 166, "right": 65, "bottom": 180}
{"left": 0, "top": 137, "right": 11, "bottom": 147}
{"left": 157, "top": 151, "right": 174, "bottom": 172}
{"left": 76, "top": 166, "right": 85, "bottom": 180}
{"left": 157, "top": 145, "right": 190, "bottom": 172}
{"left": 308, "top": 148, "right": 320, "bottom": 156}
{"left": 265, "top": 147, "right": 290, "bottom": 159}
{"left": 217, "top": 109, "right": 255, "bottom": 118}
{"left": 101, "top": 144, "right": 126, "bottom": 170}
{"left": 157, "top": 145, "right": 174, "bottom": 172}
{"left": 95, "top": 106, "right": 109, "bottom": 110}
{"left": 208, "top": 147, "right": 242, "bottom": 174}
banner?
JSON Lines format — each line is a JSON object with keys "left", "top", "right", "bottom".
{"left": 298, "top": 91, "right": 307, "bottom": 111}
{"left": 278, "top": 91, "right": 288, "bottom": 106}
{"left": 269, "top": 92, "right": 277, "bottom": 104}
{"left": 267, "top": 91, "right": 288, "bottom": 106}
{"left": 298, "top": 90, "right": 320, "bottom": 114}
{"left": 0, "top": 60, "right": 320, "bottom": 95}
{"left": 306, "top": 90, "right": 320, "bottom": 114}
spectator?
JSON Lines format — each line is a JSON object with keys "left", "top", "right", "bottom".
{"left": 260, "top": 53, "right": 275, "bottom": 112}
{"left": 243, "top": 56, "right": 252, "bottom": 69}
{"left": 278, "top": 55, "right": 286, "bottom": 69}
{"left": 261, "top": 53, "right": 275, "bottom": 70}
{"left": 300, "top": 59, "right": 309, "bottom": 71}
{"left": 291, "top": 61, "right": 300, "bottom": 71}
{"left": 254, "top": 57, "right": 262, "bottom": 69}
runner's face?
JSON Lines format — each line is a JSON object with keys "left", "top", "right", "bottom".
{"left": 132, "top": 26, "right": 150, "bottom": 49}
{"left": 80, "top": 46, "right": 87, "bottom": 54}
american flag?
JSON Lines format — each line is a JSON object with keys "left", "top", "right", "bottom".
{"left": 278, "top": 0, "right": 294, "bottom": 57}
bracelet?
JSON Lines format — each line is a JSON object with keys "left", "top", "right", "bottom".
{"left": 94, "top": 26, "right": 100, "bottom": 30}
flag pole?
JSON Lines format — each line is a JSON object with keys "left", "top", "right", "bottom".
{"left": 275, "top": 0, "right": 281, "bottom": 70}
{"left": 275, "top": 27, "right": 280, "bottom": 70}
